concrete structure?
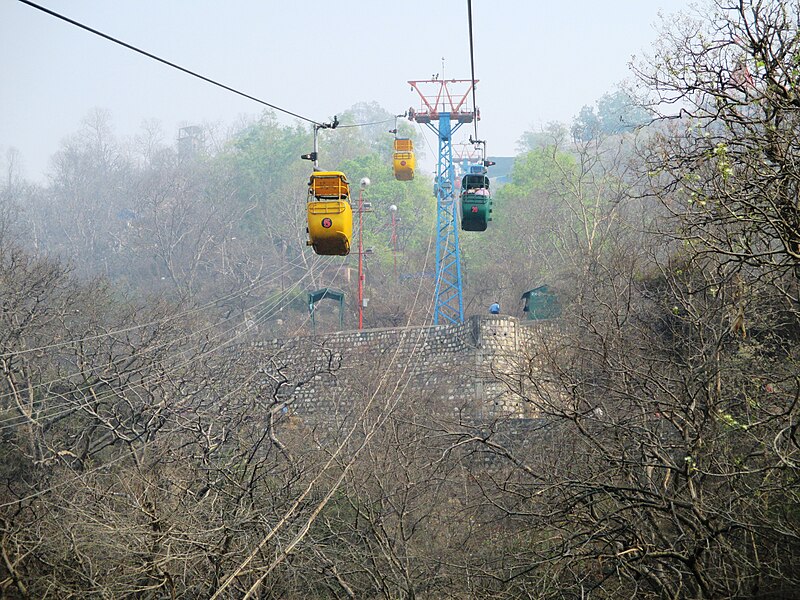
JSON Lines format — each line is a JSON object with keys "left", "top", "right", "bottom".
{"left": 252, "top": 315, "right": 557, "bottom": 426}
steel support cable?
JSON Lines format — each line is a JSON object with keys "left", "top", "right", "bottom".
{"left": 415, "top": 120, "right": 438, "bottom": 159}
{"left": 18, "top": 1, "right": 409, "bottom": 131}
{"left": 336, "top": 118, "right": 395, "bottom": 129}
{"left": 211, "top": 223, "right": 438, "bottom": 600}
{"left": 1, "top": 255, "right": 306, "bottom": 360}
{"left": 0, "top": 353, "right": 267, "bottom": 509}
{"left": 12, "top": 3, "right": 439, "bottom": 542}
{"left": 0, "top": 253, "right": 314, "bottom": 410}
{"left": 17, "top": 0, "right": 323, "bottom": 126}
{"left": 1, "top": 239, "right": 432, "bottom": 522}
{"left": 467, "top": 0, "right": 480, "bottom": 142}
{"left": 1, "top": 7, "right": 446, "bottom": 527}
{"left": 0, "top": 255, "right": 334, "bottom": 431}
{"left": 11, "top": 1, "right": 408, "bottom": 343}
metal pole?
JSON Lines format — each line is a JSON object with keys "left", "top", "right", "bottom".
{"left": 389, "top": 205, "right": 398, "bottom": 281}
{"left": 358, "top": 185, "right": 364, "bottom": 330}
{"left": 392, "top": 211, "right": 397, "bottom": 280}
{"left": 312, "top": 125, "right": 319, "bottom": 170}
{"left": 357, "top": 178, "right": 370, "bottom": 329}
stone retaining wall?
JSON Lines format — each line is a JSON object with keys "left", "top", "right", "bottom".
{"left": 251, "top": 315, "right": 557, "bottom": 425}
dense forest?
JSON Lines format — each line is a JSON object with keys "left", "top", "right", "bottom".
{"left": 1, "top": 1, "right": 799, "bottom": 598}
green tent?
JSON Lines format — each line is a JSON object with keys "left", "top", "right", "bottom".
{"left": 308, "top": 288, "right": 345, "bottom": 333}
{"left": 521, "top": 285, "right": 561, "bottom": 320}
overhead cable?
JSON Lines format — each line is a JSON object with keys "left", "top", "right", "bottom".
{"left": 467, "top": 0, "right": 479, "bottom": 141}
{"left": 17, "top": 0, "right": 323, "bottom": 126}
{"left": 336, "top": 118, "right": 396, "bottom": 129}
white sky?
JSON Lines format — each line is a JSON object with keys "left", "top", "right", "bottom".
{"left": 1, "top": 0, "right": 694, "bottom": 182}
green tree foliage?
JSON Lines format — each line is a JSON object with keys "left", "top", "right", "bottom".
{"left": 340, "top": 153, "right": 434, "bottom": 266}
{"left": 571, "top": 89, "right": 652, "bottom": 141}
{"left": 570, "top": 104, "right": 603, "bottom": 142}
{"left": 337, "top": 101, "right": 418, "bottom": 161}
{"left": 460, "top": 145, "right": 573, "bottom": 311}
{"left": 516, "top": 121, "right": 569, "bottom": 153}
{"left": 463, "top": 135, "right": 633, "bottom": 316}
{"left": 215, "top": 111, "right": 311, "bottom": 251}
{"left": 457, "top": 2, "right": 800, "bottom": 597}
{"left": 634, "top": 0, "right": 800, "bottom": 279}
{"left": 223, "top": 111, "right": 310, "bottom": 198}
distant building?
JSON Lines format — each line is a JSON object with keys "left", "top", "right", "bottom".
{"left": 178, "top": 126, "right": 204, "bottom": 159}
{"left": 486, "top": 156, "right": 515, "bottom": 185}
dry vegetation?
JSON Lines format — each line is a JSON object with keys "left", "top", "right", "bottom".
{"left": 1, "top": 1, "right": 799, "bottom": 597}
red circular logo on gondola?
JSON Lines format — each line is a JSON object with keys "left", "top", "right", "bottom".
{"left": 401, "top": 160, "right": 407, "bottom": 166}
{"left": 321, "top": 218, "right": 333, "bottom": 228}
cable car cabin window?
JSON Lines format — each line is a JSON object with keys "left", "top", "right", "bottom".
{"left": 461, "top": 173, "right": 489, "bottom": 192}
{"left": 309, "top": 171, "right": 350, "bottom": 199}
{"left": 394, "top": 138, "right": 413, "bottom": 152}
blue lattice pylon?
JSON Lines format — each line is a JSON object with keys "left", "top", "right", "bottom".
{"left": 407, "top": 79, "right": 478, "bottom": 325}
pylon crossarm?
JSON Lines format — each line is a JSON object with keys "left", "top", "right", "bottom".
{"left": 407, "top": 79, "right": 478, "bottom": 122}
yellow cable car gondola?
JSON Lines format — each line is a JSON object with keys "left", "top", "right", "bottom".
{"left": 392, "top": 138, "right": 415, "bottom": 181}
{"left": 306, "top": 171, "right": 353, "bottom": 256}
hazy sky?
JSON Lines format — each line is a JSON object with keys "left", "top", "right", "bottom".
{"left": 1, "top": 0, "right": 694, "bottom": 182}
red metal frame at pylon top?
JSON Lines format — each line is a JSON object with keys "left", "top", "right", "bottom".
{"left": 453, "top": 141, "right": 482, "bottom": 162}
{"left": 407, "top": 79, "right": 479, "bottom": 123}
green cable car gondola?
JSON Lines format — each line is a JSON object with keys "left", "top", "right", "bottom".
{"left": 460, "top": 166, "right": 492, "bottom": 232}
